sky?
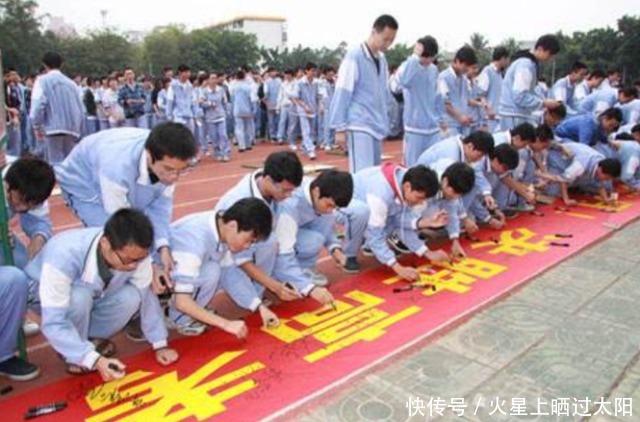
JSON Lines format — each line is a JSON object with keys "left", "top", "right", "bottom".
{"left": 36, "top": 0, "right": 636, "bottom": 50}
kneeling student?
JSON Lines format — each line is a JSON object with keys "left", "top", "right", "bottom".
{"left": 26, "top": 209, "right": 178, "bottom": 381}
{"left": 165, "top": 198, "right": 273, "bottom": 337}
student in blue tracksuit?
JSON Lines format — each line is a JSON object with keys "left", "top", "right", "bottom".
{"left": 344, "top": 164, "right": 450, "bottom": 281}
{"left": 26, "top": 209, "right": 178, "bottom": 381}
{"left": 554, "top": 107, "right": 623, "bottom": 148}
{"left": 263, "top": 68, "right": 282, "bottom": 141}
{"left": 498, "top": 35, "right": 562, "bottom": 130}
{"left": 417, "top": 131, "right": 495, "bottom": 205}
{"left": 477, "top": 47, "right": 509, "bottom": 132}
{"left": 230, "top": 70, "right": 255, "bottom": 152}
{"left": 538, "top": 141, "right": 621, "bottom": 205}
{"left": 549, "top": 61, "right": 588, "bottom": 116}
{"left": 419, "top": 161, "right": 476, "bottom": 259}
{"left": 464, "top": 144, "right": 520, "bottom": 229}
{"left": 55, "top": 123, "right": 197, "bottom": 290}
{"left": 201, "top": 73, "right": 231, "bottom": 161}
{"left": 617, "top": 89, "right": 640, "bottom": 126}
{"left": 577, "top": 87, "right": 621, "bottom": 116}
{"left": 330, "top": 15, "right": 398, "bottom": 173}
{"left": 29, "top": 52, "right": 84, "bottom": 164}
{"left": 438, "top": 46, "right": 478, "bottom": 137}
{"left": 1, "top": 155, "right": 55, "bottom": 268}
{"left": 165, "top": 198, "right": 272, "bottom": 336}
{"left": 394, "top": 36, "right": 442, "bottom": 166}
{"left": 610, "top": 133, "right": 640, "bottom": 190}
{"left": 291, "top": 62, "right": 321, "bottom": 160}
{"left": 166, "top": 65, "right": 197, "bottom": 136}
{"left": 275, "top": 170, "right": 354, "bottom": 290}
{"left": 497, "top": 124, "right": 554, "bottom": 211}
{"left": 573, "top": 69, "right": 606, "bottom": 112}
{"left": 0, "top": 265, "right": 39, "bottom": 381}
{"left": 317, "top": 67, "right": 335, "bottom": 150}
{"left": 216, "top": 152, "right": 304, "bottom": 327}
{"left": 118, "top": 67, "right": 148, "bottom": 129}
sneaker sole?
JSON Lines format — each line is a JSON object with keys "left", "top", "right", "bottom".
{"left": 0, "top": 367, "right": 41, "bottom": 382}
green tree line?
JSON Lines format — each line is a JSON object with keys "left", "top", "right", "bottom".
{"left": 2, "top": 0, "right": 639, "bottom": 83}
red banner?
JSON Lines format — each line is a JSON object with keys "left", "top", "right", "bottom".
{"left": 1, "top": 195, "right": 637, "bottom": 421}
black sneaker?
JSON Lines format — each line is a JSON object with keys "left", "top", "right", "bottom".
{"left": 342, "top": 257, "right": 361, "bottom": 274}
{"left": 388, "top": 234, "right": 411, "bottom": 254}
{"left": 0, "top": 356, "right": 40, "bottom": 381}
{"left": 124, "top": 316, "right": 145, "bottom": 343}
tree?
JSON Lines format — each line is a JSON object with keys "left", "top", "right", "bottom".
{"left": 190, "top": 29, "right": 259, "bottom": 72}
{"left": 142, "top": 25, "right": 191, "bottom": 75}
{"left": 470, "top": 32, "right": 490, "bottom": 66}
{"left": 617, "top": 15, "right": 640, "bottom": 82}
{"left": 0, "top": 0, "right": 47, "bottom": 73}
{"left": 384, "top": 43, "right": 412, "bottom": 69}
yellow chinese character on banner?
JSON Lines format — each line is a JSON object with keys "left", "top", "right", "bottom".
{"left": 470, "top": 228, "right": 550, "bottom": 256}
{"left": 577, "top": 199, "right": 633, "bottom": 212}
{"left": 383, "top": 258, "right": 507, "bottom": 295}
{"left": 86, "top": 351, "right": 265, "bottom": 422}
{"left": 262, "top": 290, "right": 420, "bottom": 363}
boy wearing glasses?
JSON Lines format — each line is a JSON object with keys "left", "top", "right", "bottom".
{"left": 25, "top": 209, "right": 178, "bottom": 381}
{"left": 164, "top": 198, "right": 272, "bottom": 337}
{"left": 55, "top": 122, "right": 197, "bottom": 288}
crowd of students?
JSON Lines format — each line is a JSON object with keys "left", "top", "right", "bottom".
{"left": 1, "top": 14, "right": 639, "bottom": 385}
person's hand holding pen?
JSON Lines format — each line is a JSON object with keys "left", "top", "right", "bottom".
{"left": 392, "top": 263, "right": 419, "bottom": 281}
{"left": 309, "top": 286, "right": 335, "bottom": 309}
{"left": 259, "top": 304, "right": 280, "bottom": 329}
{"left": 95, "top": 357, "right": 126, "bottom": 381}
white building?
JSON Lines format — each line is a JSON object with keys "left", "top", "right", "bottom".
{"left": 209, "top": 16, "right": 287, "bottom": 50}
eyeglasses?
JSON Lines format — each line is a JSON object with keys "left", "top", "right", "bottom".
{"left": 113, "top": 248, "right": 148, "bottom": 266}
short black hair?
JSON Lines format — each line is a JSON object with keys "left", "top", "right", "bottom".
{"left": 145, "top": 121, "right": 198, "bottom": 161}
{"left": 418, "top": 36, "right": 439, "bottom": 58}
{"left": 403, "top": 165, "right": 439, "bottom": 197}
{"left": 589, "top": 69, "right": 606, "bottom": 79}
{"left": 607, "top": 68, "right": 621, "bottom": 76}
{"left": 442, "top": 162, "right": 475, "bottom": 194}
{"left": 463, "top": 131, "right": 494, "bottom": 155}
{"left": 570, "top": 61, "right": 588, "bottom": 73}
{"left": 236, "top": 69, "right": 246, "bottom": 80}
{"left": 619, "top": 86, "right": 638, "bottom": 99}
{"left": 600, "top": 107, "right": 623, "bottom": 123}
{"left": 632, "top": 124, "right": 640, "bottom": 134}
{"left": 454, "top": 46, "right": 477, "bottom": 66}
{"left": 535, "top": 34, "right": 561, "bottom": 55}
{"left": 373, "top": 14, "right": 398, "bottom": 32}
{"left": 42, "top": 52, "right": 63, "bottom": 69}
{"left": 263, "top": 151, "right": 303, "bottom": 186}
{"left": 104, "top": 208, "right": 154, "bottom": 250}
{"left": 615, "top": 132, "right": 635, "bottom": 141}
{"left": 598, "top": 158, "right": 621, "bottom": 178}
{"left": 310, "top": 170, "right": 353, "bottom": 207}
{"left": 548, "top": 103, "right": 567, "bottom": 120}
{"left": 511, "top": 122, "right": 536, "bottom": 142}
{"left": 4, "top": 157, "right": 56, "bottom": 205}
{"left": 492, "top": 46, "right": 509, "bottom": 61}
{"left": 304, "top": 62, "right": 318, "bottom": 71}
{"left": 491, "top": 144, "right": 519, "bottom": 170}
{"left": 222, "top": 198, "right": 272, "bottom": 241}
{"left": 177, "top": 64, "right": 190, "bottom": 73}
{"left": 535, "top": 124, "right": 554, "bottom": 142}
